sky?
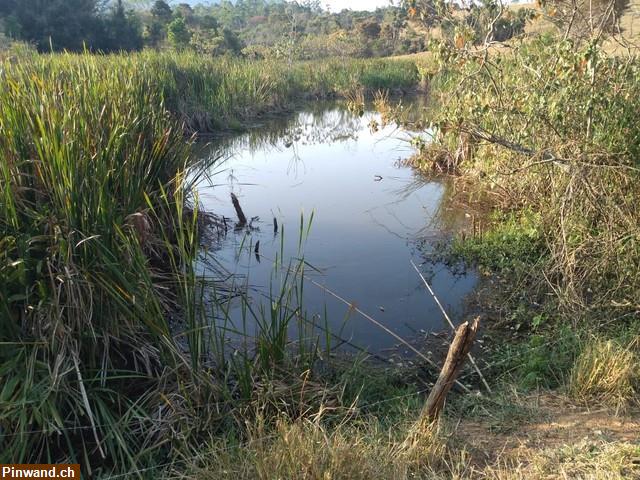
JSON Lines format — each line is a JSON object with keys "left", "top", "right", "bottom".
{"left": 158, "top": 0, "right": 396, "bottom": 11}
{"left": 323, "top": 0, "right": 395, "bottom": 11}
{"left": 169, "top": 0, "right": 397, "bottom": 11}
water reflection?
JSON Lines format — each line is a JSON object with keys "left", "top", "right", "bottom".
{"left": 194, "top": 100, "right": 477, "bottom": 353}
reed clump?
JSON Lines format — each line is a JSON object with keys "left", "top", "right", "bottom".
{"left": 132, "top": 51, "right": 419, "bottom": 132}
{"left": 0, "top": 50, "right": 206, "bottom": 473}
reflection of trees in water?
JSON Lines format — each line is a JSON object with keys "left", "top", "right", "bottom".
{"left": 194, "top": 101, "right": 370, "bottom": 177}
{"left": 223, "top": 102, "right": 366, "bottom": 155}
{"left": 394, "top": 176, "right": 468, "bottom": 236}
{"left": 198, "top": 97, "right": 433, "bottom": 172}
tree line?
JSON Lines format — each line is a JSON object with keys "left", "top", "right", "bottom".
{"left": 0, "top": 0, "right": 531, "bottom": 58}
{"left": 0, "top": 0, "right": 427, "bottom": 57}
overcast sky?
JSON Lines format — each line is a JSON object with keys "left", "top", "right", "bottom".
{"left": 323, "top": 0, "right": 396, "bottom": 11}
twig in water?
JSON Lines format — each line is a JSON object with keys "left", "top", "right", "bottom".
{"left": 254, "top": 240, "right": 261, "bottom": 263}
{"left": 410, "top": 259, "right": 492, "bottom": 394}
{"left": 307, "top": 277, "right": 471, "bottom": 393}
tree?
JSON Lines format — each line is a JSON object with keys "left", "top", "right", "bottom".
{"left": 199, "top": 15, "right": 220, "bottom": 34}
{"left": 143, "top": 21, "right": 165, "bottom": 48}
{"left": 167, "top": 16, "right": 191, "bottom": 50}
{"left": 151, "top": 0, "right": 172, "bottom": 25}
{"left": 190, "top": 26, "right": 244, "bottom": 57}
{"left": 221, "top": 27, "right": 243, "bottom": 54}
{"left": 175, "top": 3, "right": 195, "bottom": 25}
{"left": 0, "top": 0, "right": 17, "bottom": 16}
{"left": 357, "top": 19, "right": 382, "bottom": 39}
{"left": 105, "top": 0, "right": 143, "bottom": 52}
{"left": 2, "top": 0, "right": 105, "bottom": 52}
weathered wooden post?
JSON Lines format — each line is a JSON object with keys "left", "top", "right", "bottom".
{"left": 230, "top": 192, "right": 247, "bottom": 226}
{"left": 422, "top": 316, "right": 481, "bottom": 421}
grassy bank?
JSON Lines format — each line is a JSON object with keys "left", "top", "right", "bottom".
{"left": 0, "top": 50, "right": 419, "bottom": 132}
{"left": 406, "top": 34, "right": 640, "bottom": 404}
{"left": 0, "top": 51, "right": 419, "bottom": 475}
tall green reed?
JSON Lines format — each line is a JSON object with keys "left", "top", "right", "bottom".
{"left": 0, "top": 52, "right": 204, "bottom": 474}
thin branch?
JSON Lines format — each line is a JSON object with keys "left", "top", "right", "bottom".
{"left": 410, "top": 260, "right": 492, "bottom": 394}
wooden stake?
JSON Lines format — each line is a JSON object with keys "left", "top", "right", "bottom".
{"left": 231, "top": 192, "right": 247, "bottom": 225}
{"left": 422, "top": 316, "right": 480, "bottom": 421}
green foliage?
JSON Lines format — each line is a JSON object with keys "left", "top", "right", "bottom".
{"left": 106, "top": 0, "right": 143, "bottom": 51}
{"left": 151, "top": 0, "right": 173, "bottom": 24}
{"left": 143, "top": 20, "right": 165, "bottom": 48}
{"left": 0, "top": 0, "right": 430, "bottom": 58}
{"left": 0, "top": 51, "right": 203, "bottom": 473}
{"left": 168, "top": 15, "right": 191, "bottom": 50}
{"left": 493, "top": 8, "right": 535, "bottom": 42}
{"left": 0, "top": 0, "right": 143, "bottom": 52}
{"left": 452, "top": 210, "right": 545, "bottom": 273}
{"left": 357, "top": 19, "right": 382, "bottom": 40}
{"left": 426, "top": 34, "right": 640, "bottom": 316}
{"left": 490, "top": 327, "right": 580, "bottom": 390}
{"left": 139, "top": 0, "right": 424, "bottom": 58}
{"left": 405, "top": 0, "right": 640, "bottom": 401}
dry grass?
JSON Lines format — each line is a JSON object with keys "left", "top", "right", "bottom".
{"left": 168, "top": 391, "right": 640, "bottom": 479}
{"left": 568, "top": 336, "right": 639, "bottom": 407}
{"left": 173, "top": 414, "right": 449, "bottom": 480}
{"left": 478, "top": 440, "right": 640, "bottom": 479}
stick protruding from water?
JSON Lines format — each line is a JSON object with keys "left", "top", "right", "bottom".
{"left": 231, "top": 192, "right": 247, "bottom": 226}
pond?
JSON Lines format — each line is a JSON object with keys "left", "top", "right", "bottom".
{"left": 194, "top": 100, "right": 477, "bottom": 354}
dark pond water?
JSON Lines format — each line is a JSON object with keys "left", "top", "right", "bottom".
{"left": 194, "top": 101, "right": 477, "bottom": 353}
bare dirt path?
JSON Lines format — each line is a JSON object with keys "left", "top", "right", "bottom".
{"left": 453, "top": 393, "right": 640, "bottom": 478}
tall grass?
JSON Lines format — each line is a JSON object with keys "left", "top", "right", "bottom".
{"left": 0, "top": 51, "right": 205, "bottom": 473}
{"left": 568, "top": 336, "right": 639, "bottom": 406}
{"left": 63, "top": 51, "right": 418, "bottom": 133}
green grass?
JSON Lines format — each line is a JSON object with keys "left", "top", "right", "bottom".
{"left": 0, "top": 50, "right": 204, "bottom": 473}
{"left": 451, "top": 209, "right": 545, "bottom": 274}
{"left": 116, "top": 51, "right": 419, "bottom": 132}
